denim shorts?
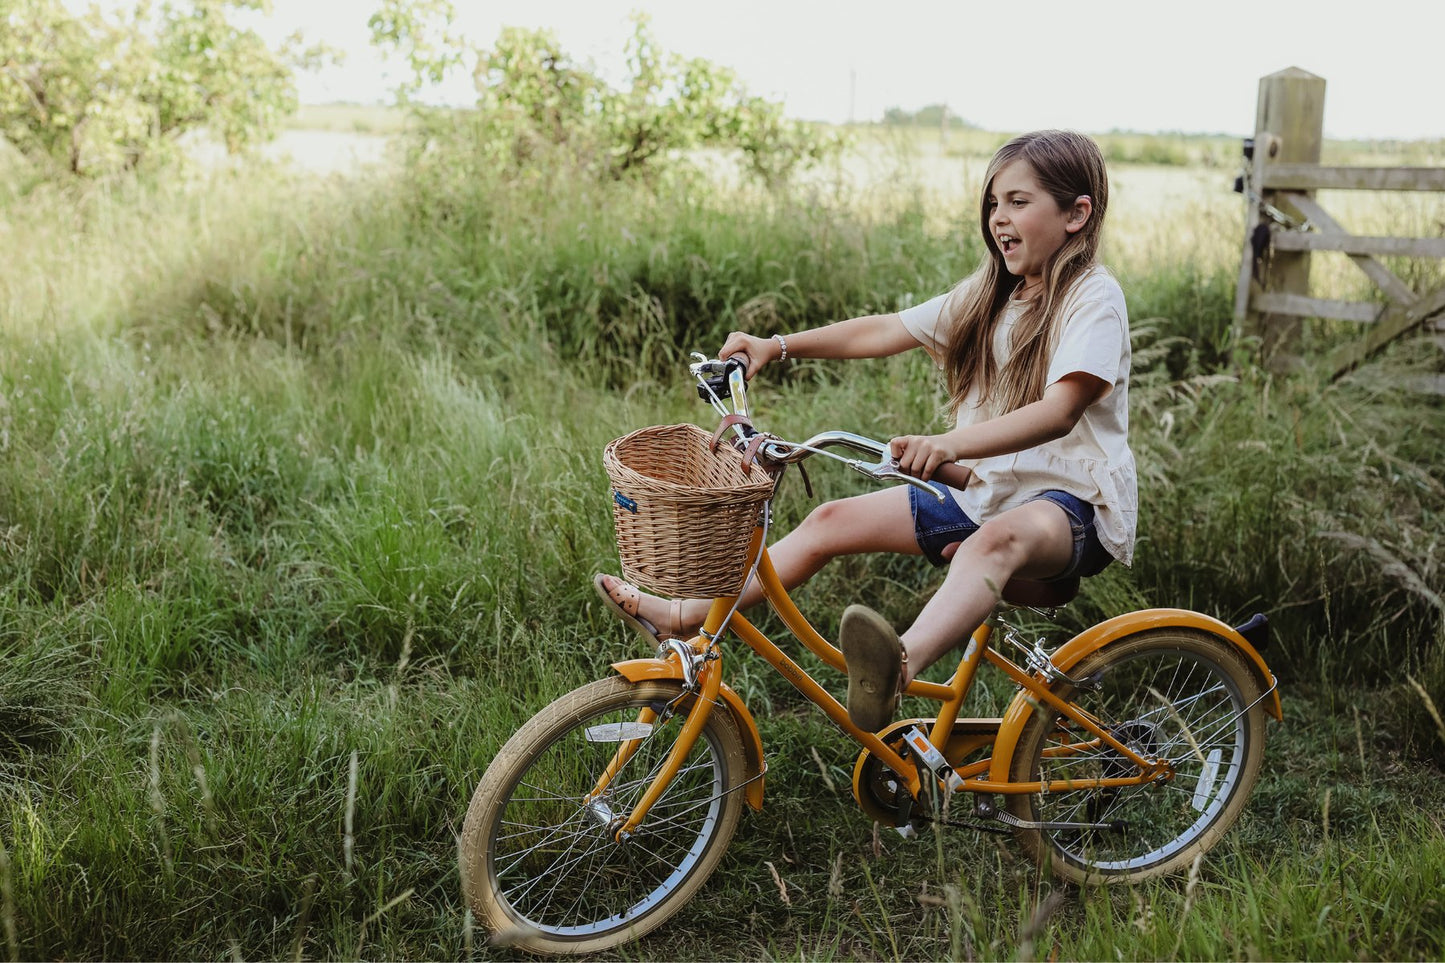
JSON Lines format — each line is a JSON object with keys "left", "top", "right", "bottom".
{"left": 908, "top": 483, "right": 1114, "bottom": 580}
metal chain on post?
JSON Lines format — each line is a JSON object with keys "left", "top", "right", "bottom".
{"left": 1237, "top": 150, "right": 1310, "bottom": 231}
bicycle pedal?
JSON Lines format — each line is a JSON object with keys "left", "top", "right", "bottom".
{"left": 902, "top": 726, "right": 965, "bottom": 793}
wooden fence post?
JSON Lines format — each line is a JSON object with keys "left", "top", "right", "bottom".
{"left": 1240, "top": 67, "right": 1327, "bottom": 362}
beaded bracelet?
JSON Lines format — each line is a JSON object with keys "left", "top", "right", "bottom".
{"left": 772, "top": 333, "right": 788, "bottom": 362}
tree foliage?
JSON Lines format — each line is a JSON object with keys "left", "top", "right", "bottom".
{"left": 0, "top": 0, "right": 328, "bottom": 176}
{"left": 365, "top": 0, "right": 462, "bottom": 104}
{"left": 371, "top": 4, "right": 842, "bottom": 185}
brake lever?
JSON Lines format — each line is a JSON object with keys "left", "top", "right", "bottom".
{"left": 847, "top": 456, "right": 946, "bottom": 502}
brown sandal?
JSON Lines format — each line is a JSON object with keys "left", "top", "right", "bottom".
{"left": 839, "top": 604, "right": 908, "bottom": 731}
{"left": 593, "top": 574, "right": 685, "bottom": 646}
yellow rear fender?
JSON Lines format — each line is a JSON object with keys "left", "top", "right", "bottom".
{"left": 989, "top": 608, "right": 1282, "bottom": 784}
{"left": 611, "top": 657, "right": 767, "bottom": 810}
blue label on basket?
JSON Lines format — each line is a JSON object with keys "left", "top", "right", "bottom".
{"left": 613, "top": 490, "right": 638, "bottom": 514}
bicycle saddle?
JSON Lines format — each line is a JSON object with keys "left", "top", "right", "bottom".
{"left": 1000, "top": 576, "right": 1079, "bottom": 608}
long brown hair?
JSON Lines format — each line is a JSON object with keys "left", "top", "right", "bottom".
{"left": 940, "top": 130, "right": 1109, "bottom": 417}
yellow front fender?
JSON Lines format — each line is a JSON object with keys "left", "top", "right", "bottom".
{"left": 989, "top": 608, "right": 1282, "bottom": 784}
{"left": 611, "top": 657, "right": 767, "bottom": 811}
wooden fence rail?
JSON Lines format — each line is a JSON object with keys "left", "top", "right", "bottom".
{"left": 1259, "top": 165, "right": 1445, "bottom": 192}
{"left": 1233, "top": 68, "right": 1445, "bottom": 380}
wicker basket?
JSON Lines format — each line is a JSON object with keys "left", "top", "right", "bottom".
{"left": 604, "top": 423, "right": 776, "bottom": 597}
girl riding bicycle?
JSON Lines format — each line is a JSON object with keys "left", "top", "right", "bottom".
{"left": 597, "top": 128, "right": 1135, "bottom": 732}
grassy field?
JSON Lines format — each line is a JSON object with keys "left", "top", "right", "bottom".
{"left": 1, "top": 123, "right": 1443, "bottom": 960}
{"left": 286, "top": 103, "right": 419, "bottom": 136}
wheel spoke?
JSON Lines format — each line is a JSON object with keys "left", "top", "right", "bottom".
{"left": 1007, "top": 630, "right": 1267, "bottom": 883}
{"left": 462, "top": 678, "right": 743, "bottom": 949}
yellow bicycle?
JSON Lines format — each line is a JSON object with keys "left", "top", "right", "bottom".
{"left": 461, "top": 355, "right": 1281, "bottom": 955}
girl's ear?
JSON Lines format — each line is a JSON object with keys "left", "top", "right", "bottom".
{"left": 1065, "top": 195, "right": 1093, "bottom": 234}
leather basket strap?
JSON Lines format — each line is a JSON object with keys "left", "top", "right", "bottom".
{"left": 709, "top": 413, "right": 754, "bottom": 452}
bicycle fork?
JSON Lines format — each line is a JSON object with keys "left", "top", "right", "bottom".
{"left": 586, "top": 643, "right": 724, "bottom": 842}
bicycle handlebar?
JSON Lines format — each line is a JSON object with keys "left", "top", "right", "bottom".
{"left": 688, "top": 354, "right": 971, "bottom": 501}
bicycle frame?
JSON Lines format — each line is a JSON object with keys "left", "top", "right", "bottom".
{"left": 599, "top": 525, "right": 1283, "bottom": 840}
{"left": 591, "top": 354, "right": 1283, "bottom": 839}
{"left": 464, "top": 356, "right": 1287, "bottom": 951}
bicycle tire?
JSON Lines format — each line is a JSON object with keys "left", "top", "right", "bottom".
{"left": 1006, "top": 627, "right": 1267, "bottom": 885}
{"left": 461, "top": 676, "right": 746, "bottom": 955}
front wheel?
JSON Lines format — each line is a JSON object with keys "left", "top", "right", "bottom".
{"left": 1006, "top": 628, "right": 1268, "bottom": 885}
{"left": 461, "top": 676, "right": 747, "bottom": 955}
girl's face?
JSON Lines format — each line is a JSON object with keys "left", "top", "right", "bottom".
{"left": 986, "top": 158, "right": 1087, "bottom": 296}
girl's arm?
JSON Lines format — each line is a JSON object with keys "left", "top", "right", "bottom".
{"left": 719, "top": 313, "right": 918, "bottom": 379}
{"left": 890, "top": 372, "right": 1109, "bottom": 481}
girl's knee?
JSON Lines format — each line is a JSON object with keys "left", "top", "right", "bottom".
{"left": 806, "top": 498, "right": 851, "bottom": 527}
{"left": 795, "top": 493, "right": 907, "bottom": 556}
{"left": 959, "top": 526, "right": 1017, "bottom": 563}
{"left": 950, "top": 505, "right": 1072, "bottom": 576}
{"left": 951, "top": 518, "right": 1027, "bottom": 566}
{"left": 789, "top": 499, "right": 849, "bottom": 551}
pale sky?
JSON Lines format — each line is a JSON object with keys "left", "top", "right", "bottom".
{"left": 261, "top": 0, "right": 1441, "bottom": 140}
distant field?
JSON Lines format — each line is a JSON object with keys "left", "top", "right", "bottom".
{"left": 286, "top": 102, "right": 417, "bottom": 135}
{"left": 825, "top": 125, "right": 1445, "bottom": 301}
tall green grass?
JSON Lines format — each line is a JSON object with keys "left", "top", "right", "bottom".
{"left": 0, "top": 138, "right": 1441, "bottom": 959}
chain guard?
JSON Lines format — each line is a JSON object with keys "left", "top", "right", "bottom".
{"left": 851, "top": 717, "right": 1007, "bottom": 833}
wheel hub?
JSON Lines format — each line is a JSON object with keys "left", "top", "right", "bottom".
{"left": 584, "top": 795, "right": 618, "bottom": 829}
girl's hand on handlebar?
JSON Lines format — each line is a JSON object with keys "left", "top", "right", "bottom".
{"left": 889, "top": 432, "right": 964, "bottom": 483}
{"left": 718, "top": 331, "right": 780, "bottom": 379}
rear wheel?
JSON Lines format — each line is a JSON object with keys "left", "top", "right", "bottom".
{"left": 461, "top": 676, "right": 746, "bottom": 955}
{"left": 1006, "top": 628, "right": 1268, "bottom": 885}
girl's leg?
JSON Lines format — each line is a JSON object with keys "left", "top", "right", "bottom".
{"left": 898, "top": 499, "right": 1075, "bottom": 682}
{"left": 600, "top": 485, "right": 920, "bottom": 635}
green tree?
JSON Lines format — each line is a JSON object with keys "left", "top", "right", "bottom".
{"left": 474, "top": 24, "right": 601, "bottom": 160}
{"left": 369, "top": 2, "right": 842, "bottom": 186}
{"left": 0, "top": 0, "right": 328, "bottom": 176}
{"left": 366, "top": 0, "right": 464, "bottom": 105}
{"left": 597, "top": 13, "right": 839, "bottom": 183}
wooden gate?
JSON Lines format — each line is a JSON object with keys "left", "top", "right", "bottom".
{"left": 1234, "top": 68, "right": 1445, "bottom": 381}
